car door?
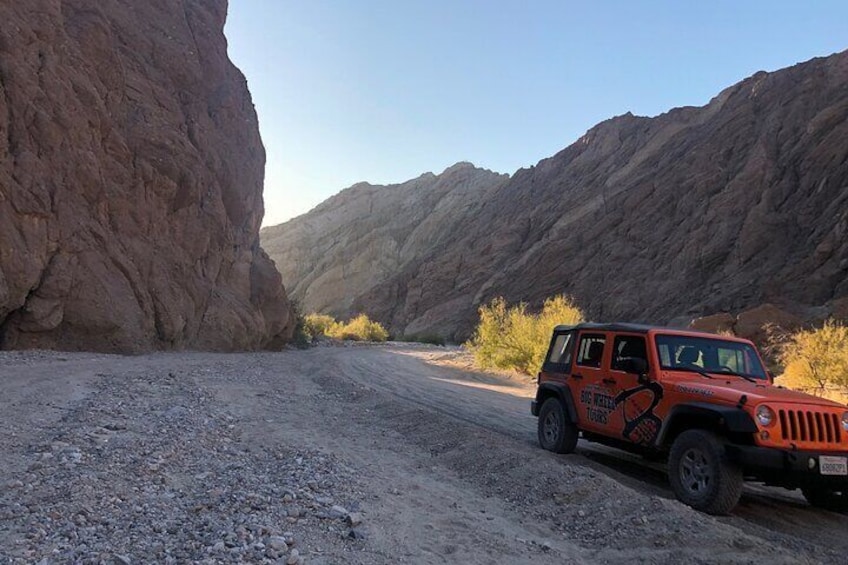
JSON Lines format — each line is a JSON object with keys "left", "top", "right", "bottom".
{"left": 572, "top": 331, "right": 616, "bottom": 433}
{"left": 607, "top": 333, "right": 665, "bottom": 446}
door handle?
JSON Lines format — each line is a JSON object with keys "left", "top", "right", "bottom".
{"left": 602, "top": 378, "right": 616, "bottom": 385}
{"left": 571, "top": 373, "right": 584, "bottom": 380}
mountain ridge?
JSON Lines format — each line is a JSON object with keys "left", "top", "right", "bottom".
{"left": 262, "top": 49, "right": 848, "bottom": 340}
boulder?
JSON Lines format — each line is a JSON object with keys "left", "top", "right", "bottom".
{"left": 689, "top": 313, "right": 736, "bottom": 335}
{"left": 734, "top": 304, "right": 804, "bottom": 344}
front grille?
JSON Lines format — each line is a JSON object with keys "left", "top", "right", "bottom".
{"left": 778, "top": 409, "right": 843, "bottom": 444}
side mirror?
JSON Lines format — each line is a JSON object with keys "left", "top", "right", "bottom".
{"left": 620, "top": 357, "right": 648, "bottom": 380}
{"left": 767, "top": 371, "right": 775, "bottom": 384}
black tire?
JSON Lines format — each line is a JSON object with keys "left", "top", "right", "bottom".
{"left": 802, "top": 487, "right": 848, "bottom": 513}
{"left": 668, "top": 429, "right": 743, "bottom": 515}
{"left": 537, "top": 397, "right": 578, "bottom": 454}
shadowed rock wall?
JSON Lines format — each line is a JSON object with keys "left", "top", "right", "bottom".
{"left": 264, "top": 51, "right": 848, "bottom": 341}
{"left": 0, "top": 0, "right": 293, "bottom": 352}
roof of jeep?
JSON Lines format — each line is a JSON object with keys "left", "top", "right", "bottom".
{"left": 553, "top": 322, "right": 656, "bottom": 333}
{"left": 552, "top": 322, "right": 724, "bottom": 336}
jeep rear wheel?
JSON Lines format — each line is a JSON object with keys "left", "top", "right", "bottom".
{"left": 802, "top": 487, "right": 848, "bottom": 513}
{"left": 668, "top": 429, "right": 743, "bottom": 515}
{"left": 537, "top": 397, "right": 578, "bottom": 454}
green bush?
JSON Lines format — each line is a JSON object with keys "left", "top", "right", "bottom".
{"left": 326, "top": 313, "right": 389, "bottom": 342}
{"left": 289, "top": 303, "right": 312, "bottom": 348}
{"left": 303, "top": 313, "right": 336, "bottom": 340}
{"left": 466, "top": 295, "right": 584, "bottom": 374}
{"left": 776, "top": 320, "right": 848, "bottom": 398}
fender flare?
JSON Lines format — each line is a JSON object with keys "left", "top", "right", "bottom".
{"left": 655, "top": 402, "right": 758, "bottom": 446}
{"left": 534, "top": 382, "right": 578, "bottom": 423}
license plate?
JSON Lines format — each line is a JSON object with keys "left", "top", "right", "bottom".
{"left": 819, "top": 455, "right": 848, "bottom": 476}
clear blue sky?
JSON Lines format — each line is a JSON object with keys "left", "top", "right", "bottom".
{"left": 224, "top": 1, "right": 847, "bottom": 227}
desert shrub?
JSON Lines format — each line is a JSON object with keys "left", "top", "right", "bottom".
{"left": 466, "top": 295, "right": 583, "bottom": 375}
{"left": 776, "top": 320, "right": 848, "bottom": 397}
{"left": 303, "top": 313, "right": 336, "bottom": 340}
{"left": 289, "top": 303, "right": 312, "bottom": 348}
{"left": 326, "top": 314, "right": 389, "bottom": 342}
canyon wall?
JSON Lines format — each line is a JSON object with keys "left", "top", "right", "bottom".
{"left": 265, "top": 51, "right": 848, "bottom": 341}
{"left": 0, "top": 0, "right": 293, "bottom": 351}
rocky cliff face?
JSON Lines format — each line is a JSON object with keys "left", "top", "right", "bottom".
{"left": 261, "top": 163, "right": 509, "bottom": 325}
{"left": 0, "top": 0, "right": 293, "bottom": 352}
{"left": 263, "top": 50, "right": 848, "bottom": 341}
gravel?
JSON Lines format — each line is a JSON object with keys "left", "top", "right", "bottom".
{"left": 0, "top": 360, "right": 363, "bottom": 564}
{"left": 2, "top": 346, "right": 847, "bottom": 564}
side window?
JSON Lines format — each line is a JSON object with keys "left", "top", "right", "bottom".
{"left": 576, "top": 334, "right": 606, "bottom": 368}
{"left": 547, "top": 332, "right": 574, "bottom": 366}
{"left": 611, "top": 335, "right": 648, "bottom": 371}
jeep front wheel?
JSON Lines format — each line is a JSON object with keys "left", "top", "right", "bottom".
{"left": 668, "top": 429, "right": 743, "bottom": 515}
{"left": 802, "top": 487, "right": 848, "bottom": 513}
{"left": 537, "top": 397, "right": 578, "bottom": 454}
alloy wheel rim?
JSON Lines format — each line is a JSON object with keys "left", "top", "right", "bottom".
{"left": 544, "top": 412, "right": 560, "bottom": 444}
{"left": 679, "top": 447, "right": 712, "bottom": 495}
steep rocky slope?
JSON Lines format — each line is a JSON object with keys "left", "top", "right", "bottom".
{"left": 264, "top": 50, "right": 848, "bottom": 340}
{"left": 0, "top": 0, "right": 292, "bottom": 351}
{"left": 261, "top": 163, "right": 508, "bottom": 324}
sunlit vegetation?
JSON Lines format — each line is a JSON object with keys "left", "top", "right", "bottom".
{"left": 304, "top": 313, "right": 389, "bottom": 342}
{"left": 466, "top": 295, "right": 584, "bottom": 375}
{"left": 303, "top": 313, "right": 336, "bottom": 340}
{"left": 774, "top": 320, "right": 848, "bottom": 400}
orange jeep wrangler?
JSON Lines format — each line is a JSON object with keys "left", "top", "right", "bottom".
{"left": 531, "top": 323, "right": 848, "bottom": 515}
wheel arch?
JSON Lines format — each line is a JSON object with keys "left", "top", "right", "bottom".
{"left": 535, "top": 383, "right": 578, "bottom": 423}
{"left": 656, "top": 403, "right": 757, "bottom": 448}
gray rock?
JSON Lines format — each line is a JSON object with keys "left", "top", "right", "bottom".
{"left": 268, "top": 536, "right": 288, "bottom": 551}
{"left": 346, "top": 528, "right": 368, "bottom": 541}
{"left": 329, "top": 505, "right": 347, "bottom": 519}
{"left": 345, "top": 512, "right": 363, "bottom": 527}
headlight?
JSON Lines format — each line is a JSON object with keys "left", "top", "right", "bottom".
{"left": 842, "top": 411, "right": 848, "bottom": 432}
{"left": 756, "top": 405, "right": 775, "bottom": 427}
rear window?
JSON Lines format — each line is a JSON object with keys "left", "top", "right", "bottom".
{"left": 544, "top": 331, "right": 575, "bottom": 371}
{"left": 547, "top": 333, "right": 573, "bottom": 365}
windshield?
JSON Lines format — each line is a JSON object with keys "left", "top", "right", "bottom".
{"left": 655, "top": 334, "right": 767, "bottom": 380}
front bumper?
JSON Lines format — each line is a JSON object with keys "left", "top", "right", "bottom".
{"left": 530, "top": 400, "right": 539, "bottom": 417}
{"left": 725, "top": 445, "right": 848, "bottom": 488}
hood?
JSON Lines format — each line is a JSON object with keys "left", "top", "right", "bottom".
{"left": 667, "top": 373, "right": 848, "bottom": 409}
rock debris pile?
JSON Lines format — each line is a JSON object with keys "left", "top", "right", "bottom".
{"left": 1, "top": 368, "right": 365, "bottom": 564}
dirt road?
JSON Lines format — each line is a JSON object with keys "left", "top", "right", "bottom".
{"left": 1, "top": 344, "right": 846, "bottom": 564}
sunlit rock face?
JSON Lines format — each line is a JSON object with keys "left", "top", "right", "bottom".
{"left": 265, "top": 51, "right": 848, "bottom": 341}
{"left": 261, "top": 162, "right": 509, "bottom": 337}
{"left": 0, "top": 0, "right": 293, "bottom": 352}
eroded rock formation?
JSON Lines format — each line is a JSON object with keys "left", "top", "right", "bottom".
{"left": 264, "top": 50, "right": 848, "bottom": 341}
{"left": 261, "top": 163, "right": 509, "bottom": 325}
{"left": 0, "top": 0, "right": 292, "bottom": 352}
